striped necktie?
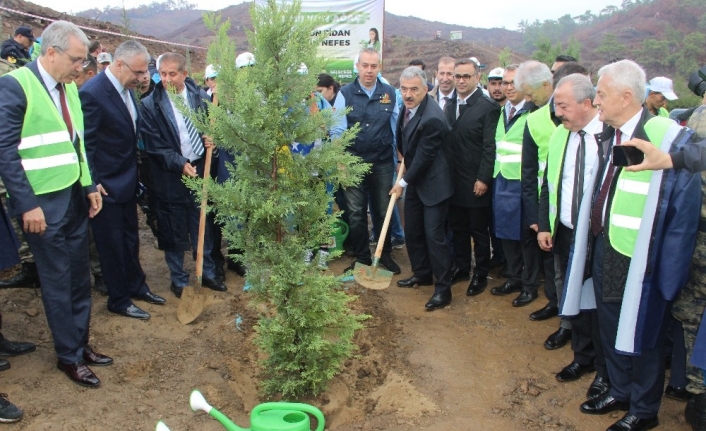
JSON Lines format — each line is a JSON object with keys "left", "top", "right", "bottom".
{"left": 182, "top": 95, "right": 204, "bottom": 157}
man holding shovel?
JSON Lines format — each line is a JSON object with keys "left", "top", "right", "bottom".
{"left": 140, "top": 52, "right": 226, "bottom": 299}
{"left": 391, "top": 66, "right": 453, "bottom": 310}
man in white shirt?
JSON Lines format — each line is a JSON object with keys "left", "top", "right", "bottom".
{"left": 428, "top": 56, "right": 455, "bottom": 111}
{"left": 537, "top": 73, "right": 608, "bottom": 403}
{"left": 140, "top": 52, "right": 226, "bottom": 299}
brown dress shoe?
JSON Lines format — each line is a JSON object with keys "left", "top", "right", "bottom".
{"left": 83, "top": 346, "right": 113, "bottom": 366}
{"left": 57, "top": 362, "right": 100, "bottom": 388}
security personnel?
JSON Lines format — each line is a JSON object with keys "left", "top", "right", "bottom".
{"left": 0, "top": 26, "right": 33, "bottom": 67}
{"left": 0, "top": 21, "right": 112, "bottom": 388}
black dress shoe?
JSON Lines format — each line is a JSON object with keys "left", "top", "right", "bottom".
{"left": 227, "top": 258, "right": 247, "bottom": 277}
{"left": 587, "top": 375, "right": 610, "bottom": 400}
{"left": 0, "top": 262, "right": 40, "bottom": 288}
{"left": 108, "top": 304, "right": 150, "bottom": 320}
{"left": 83, "top": 346, "right": 113, "bottom": 366}
{"left": 214, "top": 265, "right": 226, "bottom": 282}
{"left": 379, "top": 254, "right": 401, "bottom": 275}
{"left": 425, "top": 292, "right": 451, "bottom": 310}
{"left": 170, "top": 283, "right": 183, "bottom": 298}
{"left": 0, "top": 337, "right": 36, "bottom": 357}
{"left": 606, "top": 413, "right": 658, "bottom": 431}
{"left": 664, "top": 385, "right": 691, "bottom": 401}
{"left": 544, "top": 327, "right": 572, "bottom": 350}
{"left": 450, "top": 267, "right": 470, "bottom": 285}
{"left": 202, "top": 277, "right": 227, "bottom": 292}
{"left": 580, "top": 394, "right": 629, "bottom": 415}
{"left": 397, "top": 276, "right": 433, "bottom": 288}
{"left": 93, "top": 274, "right": 108, "bottom": 295}
{"left": 555, "top": 361, "right": 594, "bottom": 382}
{"left": 529, "top": 303, "right": 558, "bottom": 321}
{"left": 512, "top": 291, "right": 538, "bottom": 307}
{"left": 491, "top": 280, "right": 522, "bottom": 296}
{"left": 466, "top": 274, "right": 487, "bottom": 296}
{"left": 56, "top": 361, "right": 100, "bottom": 388}
{"left": 0, "top": 359, "right": 9, "bottom": 371}
{"left": 134, "top": 291, "right": 166, "bottom": 305}
{"left": 343, "top": 260, "right": 372, "bottom": 274}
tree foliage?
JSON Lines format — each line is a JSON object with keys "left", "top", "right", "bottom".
{"left": 196, "top": 0, "right": 369, "bottom": 398}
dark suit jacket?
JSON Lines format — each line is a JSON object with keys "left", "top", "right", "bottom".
{"left": 80, "top": 71, "right": 141, "bottom": 204}
{"left": 140, "top": 77, "right": 210, "bottom": 204}
{"left": 0, "top": 61, "right": 95, "bottom": 223}
{"left": 445, "top": 89, "right": 500, "bottom": 207}
{"left": 396, "top": 95, "right": 453, "bottom": 206}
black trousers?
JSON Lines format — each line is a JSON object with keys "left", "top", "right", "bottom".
{"left": 449, "top": 205, "right": 491, "bottom": 277}
{"left": 555, "top": 225, "right": 605, "bottom": 374}
{"left": 501, "top": 239, "right": 523, "bottom": 283}
{"left": 90, "top": 197, "right": 149, "bottom": 310}
{"left": 519, "top": 225, "right": 553, "bottom": 295}
{"left": 593, "top": 233, "right": 667, "bottom": 418}
{"left": 405, "top": 187, "right": 452, "bottom": 295}
{"left": 24, "top": 184, "right": 92, "bottom": 364}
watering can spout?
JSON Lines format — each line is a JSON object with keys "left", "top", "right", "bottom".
{"left": 190, "top": 390, "right": 246, "bottom": 431}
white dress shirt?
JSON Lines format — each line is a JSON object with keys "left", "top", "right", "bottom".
{"left": 505, "top": 99, "right": 526, "bottom": 123}
{"left": 169, "top": 87, "right": 202, "bottom": 162}
{"left": 559, "top": 114, "right": 601, "bottom": 229}
{"left": 399, "top": 104, "right": 421, "bottom": 188}
{"left": 105, "top": 67, "right": 137, "bottom": 130}
{"left": 438, "top": 89, "right": 454, "bottom": 111}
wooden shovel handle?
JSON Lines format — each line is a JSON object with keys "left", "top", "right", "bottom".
{"left": 373, "top": 163, "right": 406, "bottom": 261}
{"left": 195, "top": 94, "right": 218, "bottom": 279}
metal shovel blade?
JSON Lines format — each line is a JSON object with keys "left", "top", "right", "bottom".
{"left": 177, "top": 284, "right": 208, "bottom": 325}
{"left": 353, "top": 261, "right": 393, "bottom": 290}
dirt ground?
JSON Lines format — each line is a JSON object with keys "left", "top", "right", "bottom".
{"left": 0, "top": 224, "right": 693, "bottom": 431}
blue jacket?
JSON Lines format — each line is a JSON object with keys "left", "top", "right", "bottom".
{"left": 339, "top": 77, "right": 397, "bottom": 164}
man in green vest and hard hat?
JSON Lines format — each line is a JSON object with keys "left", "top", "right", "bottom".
{"left": 0, "top": 20, "right": 112, "bottom": 389}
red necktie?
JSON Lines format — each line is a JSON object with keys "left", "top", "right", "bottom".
{"left": 508, "top": 106, "right": 516, "bottom": 121}
{"left": 590, "top": 129, "right": 622, "bottom": 236}
{"left": 56, "top": 83, "right": 74, "bottom": 139}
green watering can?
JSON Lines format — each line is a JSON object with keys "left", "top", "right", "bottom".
{"left": 329, "top": 218, "right": 349, "bottom": 252}
{"left": 189, "top": 390, "right": 325, "bottom": 431}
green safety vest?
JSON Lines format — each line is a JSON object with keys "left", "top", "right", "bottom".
{"left": 544, "top": 125, "right": 571, "bottom": 236}
{"left": 493, "top": 106, "right": 528, "bottom": 180}
{"left": 526, "top": 103, "right": 556, "bottom": 194}
{"left": 608, "top": 116, "right": 674, "bottom": 257}
{"left": 9, "top": 66, "right": 92, "bottom": 195}
{"left": 658, "top": 107, "right": 669, "bottom": 118}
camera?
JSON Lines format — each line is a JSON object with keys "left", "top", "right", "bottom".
{"left": 688, "top": 65, "right": 706, "bottom": 98}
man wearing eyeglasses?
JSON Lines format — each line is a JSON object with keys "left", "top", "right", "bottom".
{"left": 0, "top": 21, "right": 109, "bottom": 389}
{"left": 445, "top": 58, "right": 500, "bottom": 298}
{"left": 79, "top": 40, "right": 166, "bottom": 322}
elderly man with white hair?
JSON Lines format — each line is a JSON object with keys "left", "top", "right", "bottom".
{"left": 561, "top": 59, "right": 701, "bottom": 431}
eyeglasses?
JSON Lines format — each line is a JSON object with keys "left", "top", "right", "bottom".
{"left": 53, "top": 46, "right": 90, "bottom": 68}
{"left": 501, "top": 81, "right": 514, "bottom": 87}
{"left": 454, "top": 74, "right": 476, "bottom": 81}
{"left": 122, "top": 61, "right": 149, "bottom": 78}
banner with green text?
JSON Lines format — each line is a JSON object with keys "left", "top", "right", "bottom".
{"left": 256, "top": 0, "right": 384, "bottom": 83}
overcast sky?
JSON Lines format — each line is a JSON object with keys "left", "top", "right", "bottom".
{"left": 27, "top": 0, "right": 625, "bottom": 30}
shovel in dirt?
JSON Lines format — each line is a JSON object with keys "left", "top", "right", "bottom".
{"left": 353, "top": 164, "right": 406, "bottom": 290}
{"left": 177, "top": 141, "right": 215, "bottom": 325}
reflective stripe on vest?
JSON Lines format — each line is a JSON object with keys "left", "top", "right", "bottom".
{"left": 493, "top": 106, "right": 528, "bottom": 180}
{"left": 545, "top": 125, "right": 571, "bottom": 235}
{"left": 8, "top": 67, "right": 91, "bottom": 195}
{"left": 526, "top": 104, "right": 556, "bottom": 194}
{"left": 608, "top": 117, "right": 674, "bottom": 257}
